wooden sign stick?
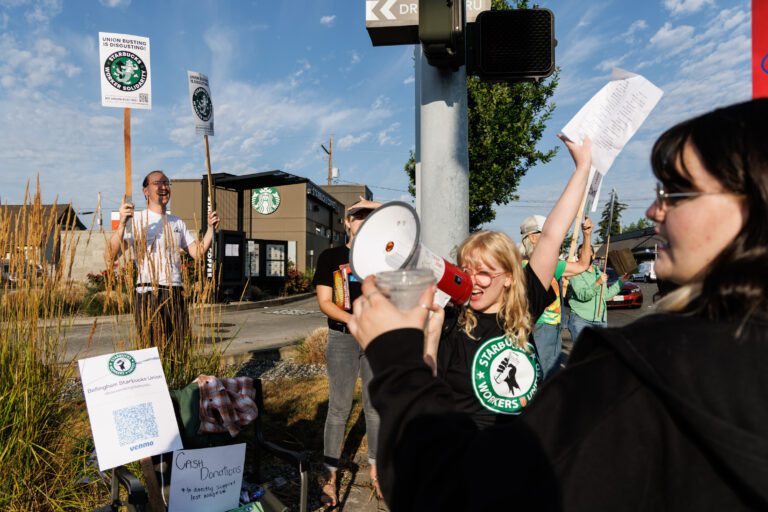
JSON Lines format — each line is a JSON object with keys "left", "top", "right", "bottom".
{"left": 123, "top": 107, "right": 132, "bottom": 234}
{"left": 561, "top": 181, "right": 590, "bottom": 299}
{"left": 596, "top": 190, "right": 617, "bottom": 319}
{"left": 204, "top": 134, "right": 215, "bottom": 211}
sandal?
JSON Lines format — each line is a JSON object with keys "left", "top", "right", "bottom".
{"left": 318, "top": 473, "right": 337, "bottom": 508}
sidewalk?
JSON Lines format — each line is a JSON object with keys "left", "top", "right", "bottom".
{"left": 54, "top": 292, "right": 315, "bottom": 327}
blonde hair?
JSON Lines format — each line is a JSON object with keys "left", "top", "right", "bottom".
{"left": 457, "top": 231, "right": 532, "bottom": 350}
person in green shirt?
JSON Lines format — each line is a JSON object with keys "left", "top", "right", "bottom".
{"left": 567, "top": 244, "right": 629, "bottom": 342}
{"left": 520, "top": 215, "right": 593, "bottom": 379}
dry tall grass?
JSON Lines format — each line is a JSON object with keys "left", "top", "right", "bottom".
{"left": 297, "top": 327, "right": 328, "bottom": 365}
{"left": 0, "top": 182, "right": 227, "bottom": 510}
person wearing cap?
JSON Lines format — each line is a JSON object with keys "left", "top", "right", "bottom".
{"left": 519, "top": 214, "right": 593, "bottom": 379}
{"left": 311, "top": 196, "right": 383, "bottom": 506}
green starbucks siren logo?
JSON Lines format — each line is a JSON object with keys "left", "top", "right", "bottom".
{"left": 108, "top": 353, "right": 137, "bottom": 376}
{"left": 192, "top": 87, "right": 213, "bottom": 121}
{"left": 252, "top": 187, "right": 281, "bottom": 215}
{"left": 471, "top": 335, "right": 540, "bottom": 414}
{"left": 104, "top": 51, "right": 148, "bottom": 92}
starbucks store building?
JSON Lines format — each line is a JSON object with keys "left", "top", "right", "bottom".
{"left": 172, "top": 171, "right": 371, "bottom": 297}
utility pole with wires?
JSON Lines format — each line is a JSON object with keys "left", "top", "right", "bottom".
{"left": 321, "top": 135, "right": 334, "bottom": 186}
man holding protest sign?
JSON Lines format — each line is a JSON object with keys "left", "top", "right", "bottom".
{"left": 108, "top": 170, "right": 219, "bottom": 349}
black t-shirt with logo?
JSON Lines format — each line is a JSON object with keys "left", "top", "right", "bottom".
{"left": 436, "top": 264, "right": 555, "bottom": 429}
{"left": 311, "top": 245, "right": 362, "bottom": 331}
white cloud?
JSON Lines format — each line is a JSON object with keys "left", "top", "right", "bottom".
{"left": 663, "top": 0, "right": 714, "bottom": 16}
{"left": 623, "top": 19, "right": 647, "bottom": 43}
{"left": 320, "top": 15, "right": 336, "bottom": 27}
{"left": 649, "top": 22, "right": 695, "bottom": 53}
{"left": 350, "top": 51, "right": 360, "bottom": 65}
{"left": 403, "top": 75, "right": 414, "bottom": 85}
{"left": 24, "top": 0, "right": 61, "bottom": 27}
{"left": 99, "top": 0, "right": 131, "bottom": 6}
{"left": 378, "top": 123, "right": 401, "bottom": 146}
{"left": 337, "top": 132, "right": 371, "bottom": 149}
{"left": 0, "top": 34, "right": 81, "bottom": 92}
{"left": 203, "top": 27, "right": 236, "bottom": 84}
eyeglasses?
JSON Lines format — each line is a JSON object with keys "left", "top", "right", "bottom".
{"left": 462, "top": 268, "right": 507, "bottom": 287}
{"left": 654, "top": 182, "right": 723, "bottom": 210}
{"left": 151, "top": 180, "right": 172, "bottom": 188}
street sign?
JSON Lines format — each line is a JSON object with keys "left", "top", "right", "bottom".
{"left": 366, "top": 0, "right": 490, "bottom": 46}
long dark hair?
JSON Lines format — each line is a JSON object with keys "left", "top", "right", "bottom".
{"left": 650, "top": 98, "right": 768, "bottom": 320}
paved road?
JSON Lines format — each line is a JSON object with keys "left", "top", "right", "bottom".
{"left": 61, "top": 282, "right": 660, "bottom": 363}
{"left": 61, "top": 296, "right": 327, "bottom": 362}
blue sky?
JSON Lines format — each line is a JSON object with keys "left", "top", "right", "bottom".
{"left": 0, "top": 0, "right": 751, "bottom": 239}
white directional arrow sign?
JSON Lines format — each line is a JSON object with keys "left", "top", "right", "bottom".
{"left": 366, "top": 0, "right": 491, "bottom": 46}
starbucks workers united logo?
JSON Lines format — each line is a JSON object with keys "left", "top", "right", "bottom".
{"left": 192, "top": 87, "right": 213, "bottom": 121}
{"left": 252, "top": 187, "right": 281, "bottom": 215}
{"left": 471, "top": 335, "right": 540, "bottom": 414}
{"left": 108, "top": 353, "right": 136, "bottom": 376}
{"left": 104, "top": 51, "right": 147, "bottom": 92}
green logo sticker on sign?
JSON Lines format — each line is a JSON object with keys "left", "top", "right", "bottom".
{"left": 104, "top": 51, "right": 148, "bottom": 92}
{"left": 471, "top": 335, "right": 539, "bottom": 414}
{"left": 252, "top": 187, "right": 281, "bottom": 215}
{"left": 108, "top": 353, "right": 137, "bottom": 376}
{"left": 192, "top": 87, "right": 213, "bottom": 122}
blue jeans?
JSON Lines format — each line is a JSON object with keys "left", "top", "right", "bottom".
{"left": 323, "top": 329, "right": 380, "bottom": 471}
{"left": 532, "top": 322, "right": 562, "bottom": 381}
{"left": 568, "top": 313, "right": 607, "bottom": 345}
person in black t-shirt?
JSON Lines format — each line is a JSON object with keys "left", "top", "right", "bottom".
{"left": 311, "top": 197, "right": 382, "bottom": 507}
{"left": 422, "top": 135, "right": 593, "bottom": 428}
{"left": 343, "top": 98, "right": 768, "bottom": 512}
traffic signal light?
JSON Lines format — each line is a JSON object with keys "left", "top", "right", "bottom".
{"left": 419, "top": 0, "right": 465, "bottom": 70}
{"left": 466, "top": 9, "right": 556, "bottom": 82}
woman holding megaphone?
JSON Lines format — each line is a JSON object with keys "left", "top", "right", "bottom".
{"left": 417, "top": 135, "right": 592, "bottom": 429}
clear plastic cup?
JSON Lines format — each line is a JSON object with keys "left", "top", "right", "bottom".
{"left": 374, "top": 268, "right": 436, "bottom": 310}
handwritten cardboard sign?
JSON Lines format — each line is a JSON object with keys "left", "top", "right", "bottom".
{"left": 78, "top": 348, "right": 182, "bottom": 471}
{"left": 168, "top": 444, "right": 246, "bottom": 512}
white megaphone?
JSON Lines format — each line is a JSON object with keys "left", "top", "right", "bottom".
{"left": 349, "top": 201, "right": 472, "bottom": 305}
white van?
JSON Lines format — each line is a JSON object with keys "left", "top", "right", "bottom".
{"left": 632, "top": 261, "right": 656, "bottom": 282}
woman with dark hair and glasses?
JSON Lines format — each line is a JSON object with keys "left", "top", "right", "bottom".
{"left": 418, "top": 135, "right": 593, "bottom": 429}
{"left": 311, "top": 197, "right": 383, "bottom": 506}
{"left": 347, "top": 99, "right": 768, "bottom": 510}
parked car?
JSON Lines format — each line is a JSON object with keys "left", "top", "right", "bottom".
{"left": 0, "top": 260, "right": 44, "bottom": 288}
{"left": 632, "top": 260, "right": 656, "bottom": 282}
{"left": 605, "top": 267, "right": 644, "bottom": 309}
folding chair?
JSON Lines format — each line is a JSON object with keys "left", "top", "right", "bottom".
{"left": 94, "top": 377, "right": 309, "bottom": 512}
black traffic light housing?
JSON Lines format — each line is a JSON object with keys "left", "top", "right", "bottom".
{"left": 466, "top": 8, "right": 556, "bottom": 82}
{"left": 419, "top": 0, "right": 465, "bottom": 70}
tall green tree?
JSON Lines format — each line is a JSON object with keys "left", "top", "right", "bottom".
{"left": 404, "top": 0, "right": 559, "bottom": 231}
{"left": 597, "top": 193, "right": 628, "bottom": 243}
{"left": 623, "top": 217, "right": 654, "bottom": 233}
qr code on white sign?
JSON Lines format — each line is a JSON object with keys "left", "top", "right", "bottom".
{"left": 139, "top": 93, "right": 148, "bottom": 103}
{"left": 113, "top": 402, "right": 159, "bottom": 446}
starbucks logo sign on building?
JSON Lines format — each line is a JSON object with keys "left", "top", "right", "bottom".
{"left": 252, "top": 188, "right": 281, "bottom": 215}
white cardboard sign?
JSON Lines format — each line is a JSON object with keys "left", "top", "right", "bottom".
{"left": 78, "top": 348, "right": 182, "bottom": 471}
{"left": 562, "top": 68, "right": 663, "bottom": 175}
{"left": 168, "top": 444, "right": 246, "bottom": 512}
{"left": 187, "top": 71, "right": 214, "bottom": 136}
{"left": 99, "top": 32, "right": 152, "bottom": 109}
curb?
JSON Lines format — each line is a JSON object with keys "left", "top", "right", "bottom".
{"left": 60, "top": 292, "right": 316, "bottom": 327}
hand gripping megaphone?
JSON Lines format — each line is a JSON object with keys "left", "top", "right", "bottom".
{"left": 349, "top": 201, "right": 472, "bottom": 305}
